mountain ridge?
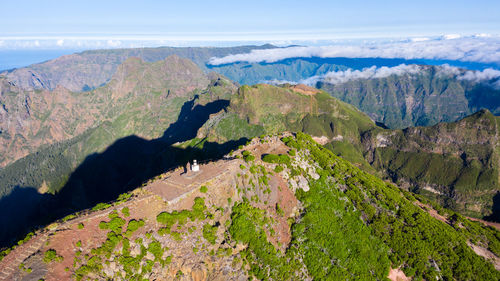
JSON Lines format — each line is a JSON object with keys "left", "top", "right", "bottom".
{"left": 0, "top": 133, "right": 498, "bottom": 281}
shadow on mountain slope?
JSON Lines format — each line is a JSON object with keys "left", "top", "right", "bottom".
{"left": 465, "top": 84, "right": 500, "bottom": 114}
{"left": 485, "top": 192, "right": 500, "bottom": 222}
{"left": 0, "top": 96, "right": 245, "bottom": 249}
{"left": 162, "top": 94, "right": 230, "bottom": 143}
{"left": 0, "top": 186, "right": 52, "bottom": 247}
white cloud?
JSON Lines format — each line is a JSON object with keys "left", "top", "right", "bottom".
{"left": 262, "top": 79, "right": 298, "bottom": 85}
{"left": 442, "top": 34, "right": 461, "bottom": 40}
{"left": 411, "top": 37, "right": 431, "bottom": 42}
{"left": 301, "top": 64, "right": 500, "bottom": 89}
{"left": 436, "top": 64, "right": 462, "bottom": 76}
{"left": 106, "top": 40, "right": 122, "bottom": 47}
{"left": 208, "top": 36, "right": 500, "bottom": 65}
{"left": 300, "top": 64, "right": 422, "bottom": 86}
{"left": 433, "top": 64, "right": 500, "bottom": 86}
{"left": 56, "top": 39, "right": 64, "bottom": 46}
{"left": 458, "top": 68, "right": 500, "bottom": 83}
{"left": 474, "top": 33, "right": 492, "bottom": 38}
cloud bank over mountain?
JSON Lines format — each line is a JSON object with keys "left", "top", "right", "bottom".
{"left": 265, "top": 64, "right": 500, "bottom": 88}
{"left": 208, "top": 36, "right": 500, "bottom": 65}
{"left": 301, "top": 64, "right": 422, "bottom": 85}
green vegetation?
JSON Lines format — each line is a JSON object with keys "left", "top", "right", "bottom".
{"left": 116, "top": 193, "right": 132, "bottom": 204}
{"left": 291, "top": 132, "right": 499, "bottom": 280}
{"left": 77, "top": 223, "right": 84, "bottom": 229}
{"left": 200, "top": 185, "right": 208, "bottom": 193}
{"left": 261, "top": 153, "right": 290, "bottom": 165}
{"left": 92, "top": 203, "right": 112, "bottom": 212}
{"left": 98, "top": 217, "right": 126, "bottom": 233}
{"left": 0, "top": 232, "right": 34, "bottom": 262}
{"left": 202, "top": 223, "right": 218, "bottom": 245}
{"left": 124, "top": 219, "right": 145, "bottom": 237}
{"left": 229, "top": 201, "right": 305, "bottom": 280}
{"left": 156, "top": 197, "right": 209, "bottom": 233}
{"left": 43, "top": 249, "right": 63, "bottom": 263}
{"left": 371, "top": 110, "right": 500, "bottom": 218}
{"left": 273, "top": 165, "right": 284, "bottom": 173}
{"left": 205, "top": 82, "right": 500, "bottom": 219}
{"left": 228, "top": 133, "right": 500, "bottom": 280}
{"left": 19, "top": 263, "right": 32, "bottom": 273}
{"left": 121, "top": 207, "right": 130, "bottom": 217}
{"left": 242, "top": 150, "right": 255, "bottom": 162}
{"left": 62, "top": 214, "right": 77, "bottom": 222}
{"left": 74, "top": 207, "right": 172, "bottom": 279}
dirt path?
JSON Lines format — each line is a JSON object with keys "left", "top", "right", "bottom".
{"left": 467, "top": 241, "right": 500, "bottom": 270}
{"left": 0, "top": 232, "right": 48, "bottom": 280}
{"left": 146, "top": 159, "right": 238, "bottom": 201}
{"left": 414, "top": 201, "right": 450, "bottom": 225}
{"left": 0, "top": 158, "right": 241, "bottom": 280}
{"left": 466, "top": 216, "right": 500, "bottom": 231}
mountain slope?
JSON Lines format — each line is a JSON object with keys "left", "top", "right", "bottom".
{"left": 0, "top": 133, "right": 498, "bottom": 281}
{"left": 0, "top": 55, "right": 238, "bottom": 198}
{"left": 207, "top": 57, "right": 431, "bottom": 85}
{"left": 0, "top": 55, "right": 211, "bottom": 168}
{"left": 197, "top": 83, "right": 500, "bottom": 220}
{"left": 365, "top": 109, "right": 500, "bottom": 219}
{"left": 1, "top": 45, "right": 277, "bottom": 92}
{"left": 209, "top": 60, "right": 500, "bottom": 129}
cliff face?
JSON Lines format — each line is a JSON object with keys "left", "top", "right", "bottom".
{"left": 0, "top": 56, "right": 239, "bottom": 207}
{"left": 0, "top": 77, "right": 95, "bottom": 167}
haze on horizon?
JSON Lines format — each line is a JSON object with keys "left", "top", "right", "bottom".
{"left": 1, "top": 0, "right": 499, "bottom": 49}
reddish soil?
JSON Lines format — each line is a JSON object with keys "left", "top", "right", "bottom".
{"left": 0, "top": 135, "right": 299, "bottom": 280}
{"left": 466, "top": 216, "right": 500, "bottom": 231}
{"left": 414, "top": 201, "right": 450, "bottom": 225}
{"left": 36, "top": 194, "right": 167, "bottom": 280}
{"left": 289, "top": 84, "right": 321, "bottom": 96}
{"left": 388, "top": 268, "right": 410, "bottom": 281}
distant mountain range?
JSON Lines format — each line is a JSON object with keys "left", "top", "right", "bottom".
{"left": 209, "top": 59, "right": 500, "bottom": 129}
{"left": 3, "top": 45, "right": 500, "bottom": 129}
{"left": 0, "top": 45, "right": 277, "bottom": 92}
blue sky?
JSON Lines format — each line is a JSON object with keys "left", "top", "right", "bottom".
{"left": 1, "top": 0, "right": 500, "bottom": 48}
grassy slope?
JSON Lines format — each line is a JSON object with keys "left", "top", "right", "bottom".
{"left": 204, "top": 83, "right": 377, "bottom": 172}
